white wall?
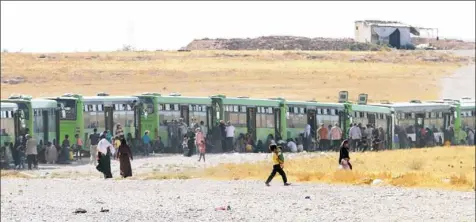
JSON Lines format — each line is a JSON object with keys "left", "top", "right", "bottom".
{"left": 354, "top": 22, "right": 372, "bottom": 43}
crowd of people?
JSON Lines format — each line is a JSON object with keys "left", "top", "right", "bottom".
{"left": 1, "top": 118, "right": 474, "bottom": 175}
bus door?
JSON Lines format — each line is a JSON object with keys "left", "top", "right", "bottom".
{"left": 307, "top": 109, "right": 317, "bottom": 138}
{"left": 443, "top": 112, "right": 453, "bottom": 130}
{"left": 54, "top": 109, "right": 60, "bottom": 144}
{"left": 42, "top": 110, "right": 49, "bottom": 143}
{"left": 134, "top": 104, "right": 141, "bottom": 139}
{"left": 246, "top": 107, "right": 257, "bottom": 141}
{"left": 104, "top": 106, "right": 114, "bottom": 133}
{"left": 206, "top": 106, "right": 213, "bottom": 137}
{"left": 13, "top": 111, "right": 22, "bottom": 141}
{"left": 180, "top": 105, "right": 190, "bottom": 126}
{"left": 386, "top": 114, "right": 393, "bottom": 149}
{"left": 273, "top": 108, "right": 281, "bottom": 141}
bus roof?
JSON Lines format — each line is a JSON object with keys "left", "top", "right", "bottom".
{"left": 157, "top": 96, "right": 211, "bottom": 105}
{"left": 83, "top": 96, "right": 139, "bottom": 104}
{"left": 460, "top": 102, "right": 476, "bottom": 110}
{"left": 286, "top": 100, "right": 345, "bottom": 109}
{"left": 371, "top": 102, "right": 452, "bottom": 112}
{"left": 46, "top": 96, "right": 79, "bottom": 101}
{"left": 221, "top": 97, "right": 281, "bottom": 107}
{"left": 352, "top": 104, "right": 392, "bottom": 114}
{"left": 1, "top": 102, "right": 18, "bottom": 111}
{"left": 31, "top": 99, "right": 58, "bottom": 109}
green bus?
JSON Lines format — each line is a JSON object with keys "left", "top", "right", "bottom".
{"left": 373, "top": 100, "right": 454, "bottom": 147}
{"left": 1, "top": 102, "right": 22, "bottom": 146}
{"left": 460, "top": 99, "right": 475, "bottom": 131}
{"left": 136, "top": 93, "right": 161, "bottom": 139}
{"left": 349, "top": 104, "right": 394, "bottom": 148}
{"left": 82, "top": 94, "right": 141, "bottom": 140}
{"left": 48, "top": 94, "right": 85, "bottom": 148}
{"left": 157, "top": 93, "right": 212, "bottom": 148}
{"left": 285, "top": 100, "right": 347, "bottom": 140}
{"left": 210, "top": 95, "right": 285, "bottom": 142}
{"left": 2, "top": 96, "right": 59, "bottom": 145}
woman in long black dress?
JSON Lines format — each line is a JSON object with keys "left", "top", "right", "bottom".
{"left": 116, "top": 138, "right": 133, "bottom": 178}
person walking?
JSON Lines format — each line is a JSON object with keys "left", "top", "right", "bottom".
{"left": 96, "top": 134, "right": 114, "bottom": 179}
{"left": 195, "top": 128, "right": 205, "bottom": 155}
{"left": 25, "top": 134, "right": 38, "bottom": 170}
{"left": 339, "top": 140, "right": 352, "bottom": 170}
{"left": 197, "top": 140, "right": 206, "bottom": 162}
{"left": 89, "top": 128, "right": 100, "bottom": 165}
{"left": 265, "top": 144, "right": 291, "bottom": 186}
{"left": 116, "top": 138, "right": 133, "bottom": 178}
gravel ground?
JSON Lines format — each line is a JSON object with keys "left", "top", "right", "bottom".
{"left": 2, "top": 153, "right": 476, "bottom": 222}
{"left": 1, "top": 178, "right": 474, "bottom": 222}
{"left": 440, "top": 50, "right": 475, "bottom": 100}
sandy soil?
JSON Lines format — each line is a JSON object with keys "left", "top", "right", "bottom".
{"left": 1, "top": 50, "right": 472, "bottom": 102}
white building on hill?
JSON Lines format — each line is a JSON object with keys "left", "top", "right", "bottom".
{"left": 354, "top": 20, "right": 421, "bottom": 48}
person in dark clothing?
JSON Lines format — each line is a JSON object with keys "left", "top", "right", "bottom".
{"left": 12, "top": 139, "right": 21, "bottom": 168}
{"left": 116, "top": 138, "right": 133, "bottom": 178}
{"left": 255, "top": 140, "right": 264, "bottom": 153}
{"left": 265, "top": 144, "right": 291, "bottom": 186}
{"left": 60, "top": 135, "right": 71, "bottom": 164}
{"left": 187, "top": 128, "right": 196, "bottom": 157}
{"left": 211, "top": 122, "right": 223, "bottom": 153}
{"left": 339, "top": 140, "right": 352, "bottom": 170}
{"left": 219, "top": 120, "right": 226, "bottom": 152}
{"left": 96, "top": 149, "right": 113, "bottom": 179}
{"left": 96, "top": 134, "right": 113, "bottom": 179}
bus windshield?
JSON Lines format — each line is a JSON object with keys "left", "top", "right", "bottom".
{"left": 56, "top": 99, "right": 77, "bottom": 120}
{"left": 17, "top": 103, "right": 29, "bottom": 120}
{"left": 140, "top": 97, "right": 155, "bottom": 114}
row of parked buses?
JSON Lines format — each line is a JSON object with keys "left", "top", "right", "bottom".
{"left": 1, "top": 91, "right": 474, "bottom": 153}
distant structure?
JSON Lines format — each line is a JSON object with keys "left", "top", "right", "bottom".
{"left": 354, "top": 20, "right": 421, "bottom": 48}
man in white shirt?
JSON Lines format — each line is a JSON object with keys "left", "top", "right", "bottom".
{"left": 349, "top": 123, "right": 362, "bottom": 149}
{"left": 225, "top": 121, "right": 235, "bottom": 152}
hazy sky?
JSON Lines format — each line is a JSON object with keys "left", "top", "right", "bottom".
{"left": 1, "top": 1, "right": 474, "bottom": 52}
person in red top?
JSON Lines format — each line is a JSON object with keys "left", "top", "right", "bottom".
{"left": 317, "top": 123, "right": 329, "bottom": 151}
{"left": 198, "top": 140, "right": 206, "bottom": 162}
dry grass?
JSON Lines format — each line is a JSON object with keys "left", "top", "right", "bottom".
{"left": 0, "top": 170, "right": 34, "bottom": 178}
{"left": 1, "top": 50, "right": 472, "bottom": 102}
{"left": 185, "top": 146, "right": 475, "bottom": 191}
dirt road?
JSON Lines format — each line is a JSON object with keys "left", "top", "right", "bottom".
{"left": 440, "top": 50, "right": 475, "bottom": 100}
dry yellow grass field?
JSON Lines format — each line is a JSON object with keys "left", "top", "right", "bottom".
{"left": 142, "top": 147, "right": 475, "bottom": 191}
{"left": 1, "top": 50, "right": 472, "bottom": 102}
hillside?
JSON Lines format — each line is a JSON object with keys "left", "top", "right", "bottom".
{"left": 184, "top": 36, "right": 475, "bottom": 51}
{"left": 1, "top": 50, "right": 472, "bottom": 102}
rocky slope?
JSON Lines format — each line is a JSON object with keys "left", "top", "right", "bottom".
{"left": 184, "top": 36, "right": 475, "bottom": 51}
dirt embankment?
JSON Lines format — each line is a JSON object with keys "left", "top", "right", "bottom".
{"left": 184, "top": 36, "right": 475, "bottom": 51}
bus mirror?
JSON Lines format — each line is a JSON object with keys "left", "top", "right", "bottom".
{"left": 61, "top": 110, "right": 66, "bottom": 118}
